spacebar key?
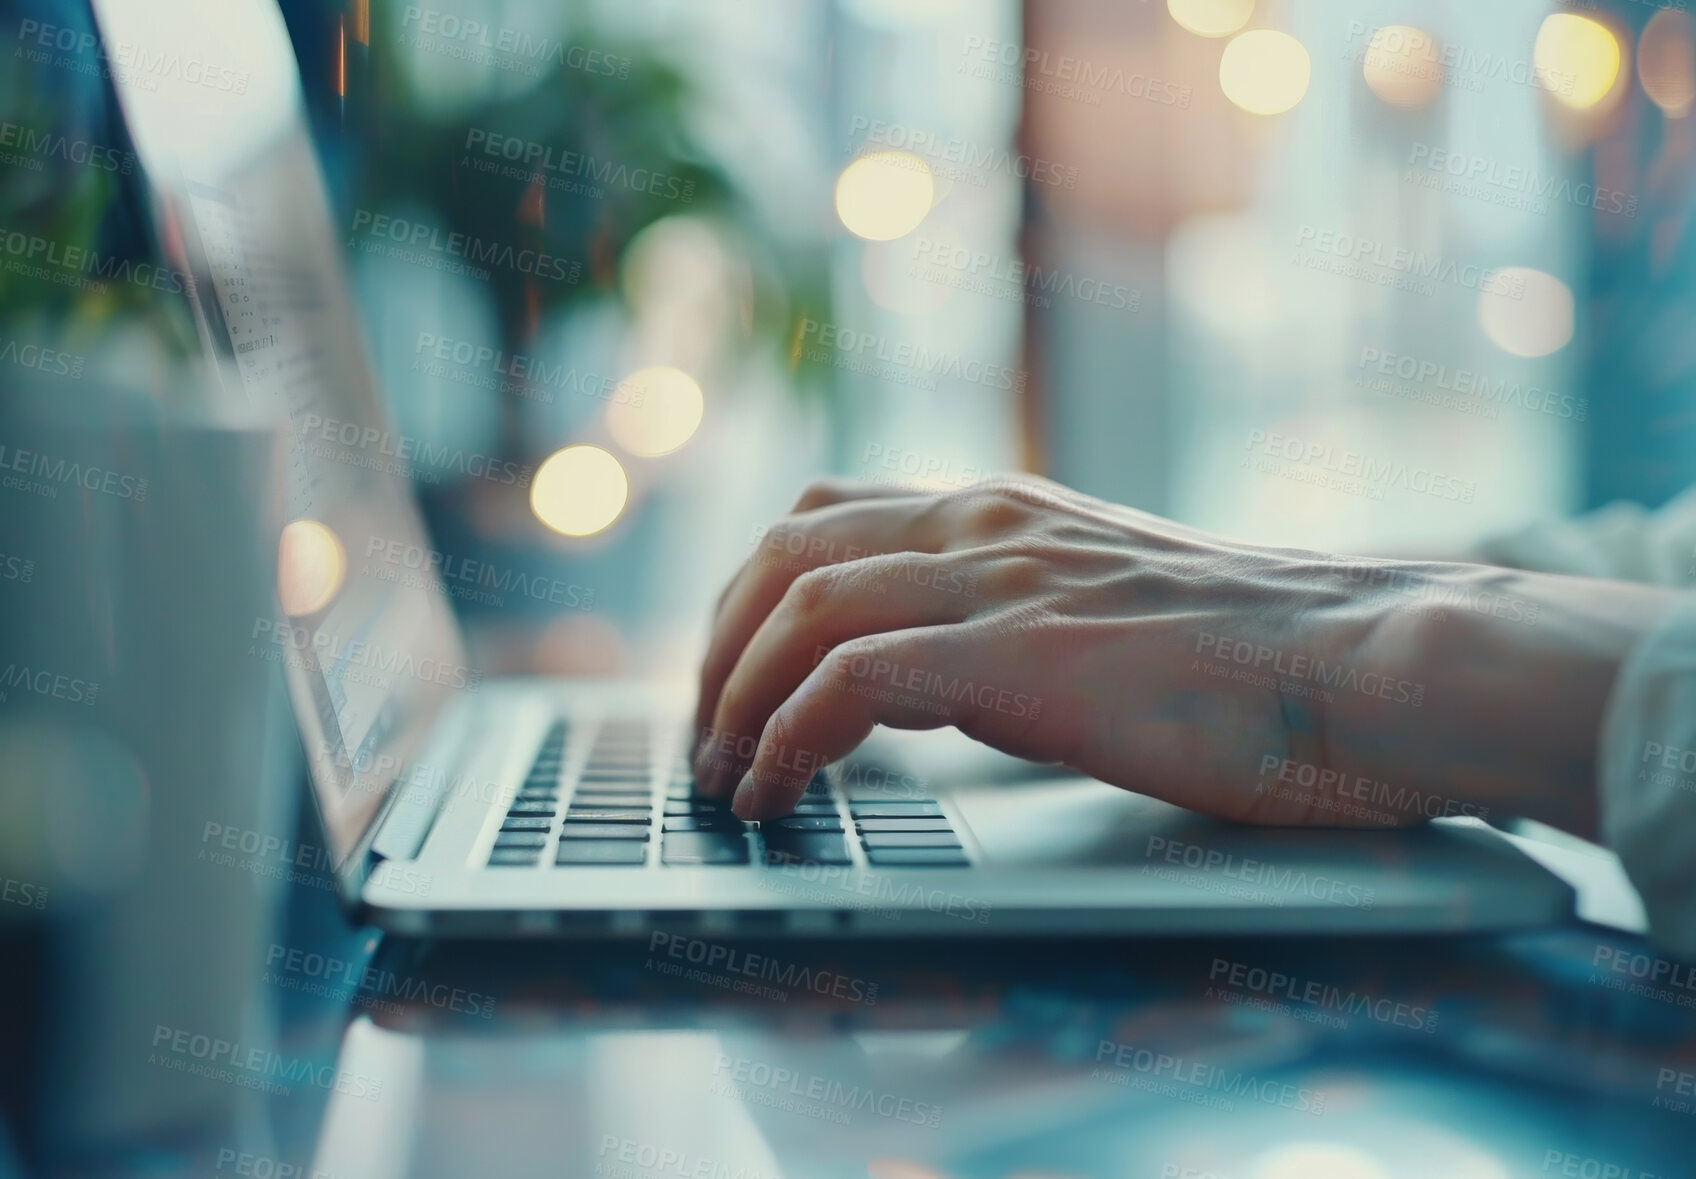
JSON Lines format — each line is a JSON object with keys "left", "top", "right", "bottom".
{"left": 661, "top": 832, "right": 750, "bottom": 865}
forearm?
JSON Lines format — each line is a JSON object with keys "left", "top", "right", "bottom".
{"left": 1331, "top": 564, "right": 1679, "bottom": 839}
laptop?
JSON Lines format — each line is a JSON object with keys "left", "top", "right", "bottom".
{"left": 87, "top": 0, "right": 1575, "bottom": 937}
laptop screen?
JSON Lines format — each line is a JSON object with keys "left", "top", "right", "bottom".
{"left": 88, "top": 0, "right": 470, "bottom": 866}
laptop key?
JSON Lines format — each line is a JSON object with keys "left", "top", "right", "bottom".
{"left": 493, "top": 832, "right": 549, "bottom": 849}
{"left": 506, "top": 803, "right": 557, "bottom": 818}
{"left": 488, "top": 848, "right": 542, "bottom": 866}
{"left": 566, "top": 808, "right": 651, "bottom": 823}
{"left": 849, "top": 802, "right": 943, "bottom": 818}
{"left": 864, "top": 847, "right": 969, "bottom": 867}
{"left": 560, "top": 823, "right": 650, "bottom": 840}
{"left": 662, "top": 816, "right": 747, "bottom": 833}
{"left": 661, "top": 832, "right": 750, "bottom": 865}
{"left": 854, "top": 817, "right": 956, "bottom": 833}
{"left": 664, "top": 799, "right": 735, "bottom": 816}
{"left": 571, "top": 792, "right": 652, "bottom": 807}
{"left": 861, "top": 830, "right": 962, "bottom": 849}
{"left": 761, "top": 833, "right": 851, "bottom": 866}
{"left": 768, "top": 816, "right": 844, "bottom": 833}
{"left": 556, "top": 841, "right": 648, "bottom": 866}
{"left": 500, "top": 817, "right": 553, "bottom": 831}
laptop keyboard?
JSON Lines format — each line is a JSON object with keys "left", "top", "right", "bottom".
{"left": 484, "top": 720, "right": 968, "bottom": 870}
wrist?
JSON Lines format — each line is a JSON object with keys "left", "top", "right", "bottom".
{"left": 1328, "top": 563, "right": 1675, "bottom": 838}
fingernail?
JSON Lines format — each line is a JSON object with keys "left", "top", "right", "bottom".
{"left": 731, "top": 773, "right": 756, "bottom": 819}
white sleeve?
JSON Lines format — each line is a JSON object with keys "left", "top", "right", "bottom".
{"left": 1599, "top": 594, "right": 1696, "bottom": 960}
{"left": 1475, "top": 484, "right": 1696, "bottom": 586}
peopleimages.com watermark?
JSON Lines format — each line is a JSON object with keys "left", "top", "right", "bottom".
{"left": 1652, "top": 1066, "right": 1696, "bottom": 1116}
{"left": 0, "top": 661, "right": 98, "bottom": 708}
{"left": 215, "top": 1148, "right": 347, "bottom": 1179}
{"left": 1204, "top": 956, "right": 1439, "bottom": 1034}
{"left": 1539, "top": 1148, "right": 1671, "bottom": 1179}
{"left": 15, "top": 17, "right": 251, "bottom": 95}
{"left": 411, "top": 332, "right": 640, "bottom": 407}
{"left": 1343, "top": 561, "right": 1541, "bottom": 627}
{"left": 0, "top": 225, "right": 192, "bottom": 296}
{"left": 910, "top": 236, "right": 1140, "bottom": 313}
{"left": 460, "top": 128, "right": 695, "bottom": 203}
{"left": 262, "top": 943, "right": 494, "bottom": 1019}
{"left": 1590, "top": 943, "right": 1696, "bottom": 1011}
{"left": 1254, "top": 754, "right": 1487, "bottom": 824}
{"left": 1354, "top": 345, "right": 1588, "bottom": 423}
{"left": 1242, "top": 428, "right": 1477, "bottom": 506}
{"left": 198, "top": 821, "right": 337, "bottom": 893}
{"left": 847, "top": 115, "right": 1077, "bottom": 190}
{"left": 149, "top": 1025, "right": 383, "bottom": 1101}
{"left": 1635, "top": 739, "right": 1696, "bottom": 796}
{"left": 295, "top": 412, "right": 533, "bottom": 488}
{"left": 645, "top": 931, "right": 880, "bottom": 1005}
{"left": 1091, "top": 1038, "right": 1327, "bottom": 1114}
{"left": 1140, "top": 835, "right": 1378, "bottom": 909}
{"left": 0, "top": 120, "right": 135, "bottom": 176}
{"left": 709, "top": 1054, "right": 943, "bottom": 1128}
{"left": 249, "top": 615, "right": 486, "bottom": 693}
{"left": 1, "top": 876, "right": 47, "bottom": 911}
{"left": 360, "top": 534, "right": 596, "bottom": 611}
{"left": 1404, "top": 142, "right": 1637, "bottom": 219}
{"left": 812, "top": 645, "right": 1040, "bottom": 721}
{"left": 1340, "top": 21, "right": 1574, "bottom": 98}
{"left": 1293, "top": 225, "right": 1524, "bottom": 300}
{"left": 794, "top": 317, "right": 1026, "bottom": 394}
{"left": 0, "top": 333, "right": 85, "bottom": 380}
{"left": 348, "top": 209, "right": 582, "bottom": 286}
{"left": 595, "top": 1137, "right": 776, "bottom": 1179}
{"left": 743, "top": 525, "right": 979, "bottom": 599}
{"left": 0, "top": 441, "right": 147, "bottom": 502}
{"left": 396, "top": 7, "right": 631, "bottom": 81}
{"left": 1194, "top": 630, "right": 1426, "bottom": 709}
{"left": 856, "top": 443, "right": 984, "bottom": 492}
{"left": 0, "top": 550, "right": 35, "bottom": 583}
{"left": 957, "top": 35, "right": 1192, "bottom": 109}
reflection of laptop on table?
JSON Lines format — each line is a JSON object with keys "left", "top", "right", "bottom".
{"left": 91, "top": 0, "right": 1574, "bottom": 937}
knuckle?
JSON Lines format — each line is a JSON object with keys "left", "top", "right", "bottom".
{"left": 792, "top": 477, "right": 850, "bottom": 513}
{"left": 784, "top": 566, "right": 839, "bottom": 619}
{"left": 987, "top": 551, "right": 1050, "bottom": 595}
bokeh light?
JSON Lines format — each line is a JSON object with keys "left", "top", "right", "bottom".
{"left": 1251, "top": 1143, "right": 1391, "bottom": 1179}
{"left": 1478, "top": 267, "right": 1574, "bottom": 358}
{"left": 606, "top": 366, "right": 705, "bottom": 457}
{"left": 530, "top": 445, "right": 630, "bottom": 537}
{"left": 1639, "top": 9, "right": 1696, "bottom": 118}
{"left": 277, "top": 519, "right": 346, "bottom": 616}
{"left": 834, "top": 152, "right": 935, "bottom": 241}
{"left": 1362, "top": 25, "right": 1443, "bottom": 110}
{"left": 1167, "top": 0, "right": 1254, "bottom": 39}
{"left": 1220, "top": 29, "right": 1311, "bottom": 116}
{"left": 1535, "top": 14, "right": 1621, "bottom": 110}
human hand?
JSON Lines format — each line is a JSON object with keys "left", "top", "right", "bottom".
{"left": 691, "top": 474, "right": 1398, "bottom": 824}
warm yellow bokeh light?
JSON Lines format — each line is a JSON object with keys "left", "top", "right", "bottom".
{"left": 1640, "top": 9, "right": 1696, "bottom": 117}
{"left": 277, "top": 519, "right": 345, "bottom": 616}
{"left": 606, "top": 366, "right": 705, "bottom": 457}
{"left": 1478, "top": 267, "right": 1574, "bottom": 358}
{"left": 1220, "top": 29, "right": 1311, "bottom": 115}
{"left": 1363, "top": 25, "right": 1443, "bottom": 109}
{"left": 1535, "top": 13, "right": 1621, "bottom": 110}
{"left": 1167, "top": 0, "right": 1254, "bottom": 39}
{"left": 530, "top": 445, "right": 629, "bottom": 537}
{"left": 834, "top": 152, "right": 934, "bottom": 241}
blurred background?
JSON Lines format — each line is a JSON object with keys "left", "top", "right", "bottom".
{"left": 2, "top": 0, "right": 1695, "bottom": 1172}
{"left": 2, "top": 0, "right": 1685, "bottom": 671}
